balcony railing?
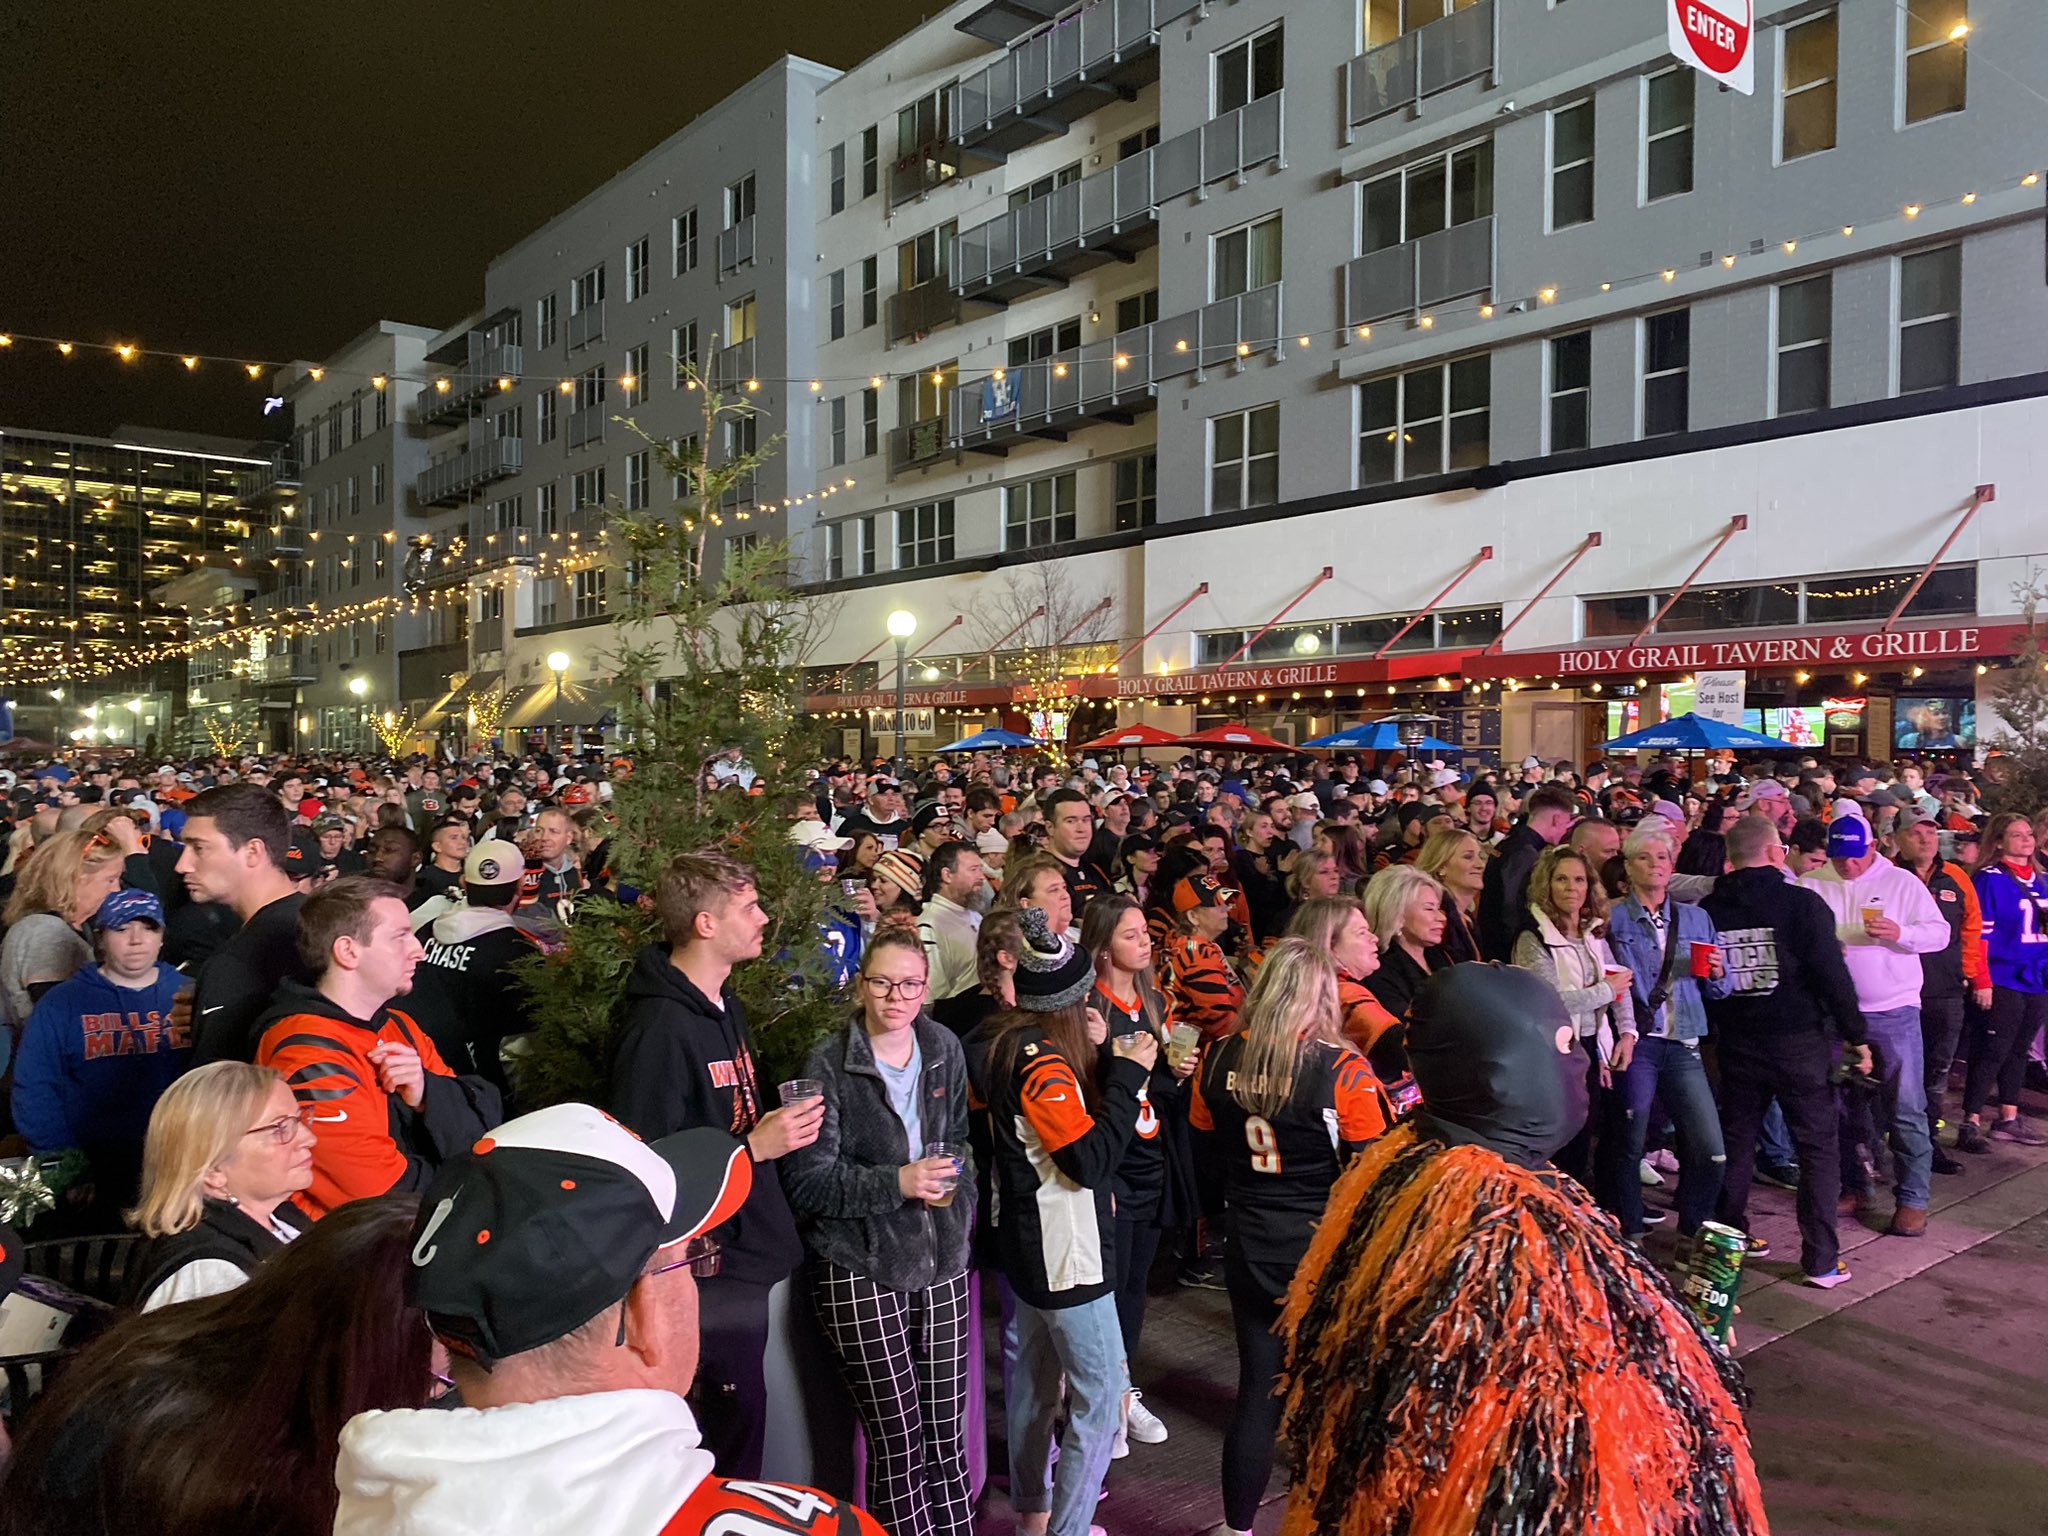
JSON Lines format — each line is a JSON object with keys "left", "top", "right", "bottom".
{"left": 952, "top": 92, "right": 1283, "bottom": 304}
{"left": 1343, "top": 215, "right": 1494, "bottom": 326}
{"left": 951, "top": 282, "right": 1280, "bottom": 453}
{"left": 709, "top": 336, "right": 757, "bottom": 391}
{"left": 414, "top": 438, "right": 525, "bottom": 507}
{"left": 717, "top": 217, "right": 757, "bottom": 276}
{"left": 950, "top": 0, "right": 1203, "bottom": 156}
{"left": 232, "top": 449, "right": 301, "bottom": 502}
{"left": 890, "top": 140, "right": 965, "bottom": 208}
{"left": 1344, "top": 0, "right": 1495, "bottom": 134}
{"left": 568, "top": 404, "right": 606, "bottom": 450}
{"left": 414, "top": 342, "right": 525, "bottom": 428}
{"left": 888, "top": 417, "right": 960, "bottom": 477}
{"left": 257, "top": 652, "right": 320, "bottom": 686}
{"left": 567, "top": 301, "right": 606, "bottom": 352}
{"left": 888, "top": 277, "right": 963, "bottom": 345}
{"left": 467, "top": 503, "right": 533, "bottom": 548}
{"left": 953, "top": 0, "right": 1063, "bottom": 46}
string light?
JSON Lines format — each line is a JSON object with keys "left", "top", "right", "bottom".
{"left": 115, "top": 343, "right": 136, "bottom": 361}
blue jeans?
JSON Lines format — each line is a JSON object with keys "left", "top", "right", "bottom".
{"left": 1846, "top": 1006, "right": 1933, "bottom": 1211}
{"left": 1602, "top": 1036, "right": 1726, "bottom": 1236}
{"left": 1758, "top": 1100, "right": 1796, "bottom": 1167}
{"left": 1007, "top": 1293, "right": 1126, "bottom": 1536}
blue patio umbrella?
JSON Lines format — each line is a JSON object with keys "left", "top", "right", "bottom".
{"left": 1600, "top": 711, "right": 1797, "bottom": 753}
{"left": 935, "top": 728, "right": 1040, "bottom": 753}
{"left": 1300, "top": 723, "right": 1461, "bottom": 753}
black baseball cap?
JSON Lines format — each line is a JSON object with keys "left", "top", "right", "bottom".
{"left": 409, "top": 1104, "right": 752, "bottom": 1367}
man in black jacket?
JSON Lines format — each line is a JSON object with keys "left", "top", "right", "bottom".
{"left": 609, "top": 850, "right": 823, "bottom": 1478}
{"left": 176, "top": 783, "right": 311, "bottom": 1065}
{"left": 1477, "top": 784, "right": 1576, "bottom": 960}
{"left": 403, "top": 838, "right": 547, "bottom": 1097}
{"left": 1702, "top": 815, "right": 1872, "bottom": 1288}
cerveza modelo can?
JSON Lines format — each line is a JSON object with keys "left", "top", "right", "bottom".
{"left": 1680, "top": 1221, "right": 1746, "bottom": 1345}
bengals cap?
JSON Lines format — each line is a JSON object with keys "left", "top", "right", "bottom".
{"left": 462, "top": 837, "right": 526, "bottom": 889}
{"left": 409, "top": 1103, "right": 751, "bottom": 1366}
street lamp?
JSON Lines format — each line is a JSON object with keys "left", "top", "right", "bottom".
{"left": 886, "top": 610, "right": 917, "bottom": 777}
{"left": 547, "top": 651, "right": 571, "bottom": 755}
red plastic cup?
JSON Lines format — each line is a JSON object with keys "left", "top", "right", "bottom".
{"left": 1690, "top": 942, "right": 1717, "bottom": 979}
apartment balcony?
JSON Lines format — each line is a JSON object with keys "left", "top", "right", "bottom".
{"left": 952, "top": 92, "right": 1283, "bottom": 305}
{"left": 950, "top": 0, "right": 1204, "bottom": 156}
{"left": 255, "top": 651, "right": 320, "bottom": 686}
{"left": 413, "top": 342, "right": 525, "bottom": 429}
{"left": 568, "top": 404, "right": 606, "bottom": 450}
{"left": 709, "top": 335, "right": 757, "bottom": 391}
{"left": 953, "top": 0, "right": 1063, "bottom": 46}
{"left": 1342, "top": 215, "right": 1494, "bottom": 327}
{"left": 232, "top": 448, "right": 301, "bottom": 502}
{"left": 567, "top": 301, "right": 607, "bottom": 352}
{"left": 950, "top": 282, "right": 1281, "bottom": 454}
{"left": 467, "top": 502, "right": 533, "bottom": 550}
{"left": 1344, "top": 0, "right": 1495, "bottom": 134}
{"left": 415, "top": 438, "right": 524, "bottom": 507}
{"left": 889, "top": 140, "right": 970, "bottom": 209}
{"left": 888, "top": 418, "right": 962, "bottom": 478}
{"left": 717, "top": 217, "right": 757, "bottom": 277}
{"left": 887, "top": 277, "right": 963, "bottom": 345}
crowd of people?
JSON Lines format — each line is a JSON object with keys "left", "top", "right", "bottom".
{"left": 0, "top": 735, "right": 2037, "bottom": 1533}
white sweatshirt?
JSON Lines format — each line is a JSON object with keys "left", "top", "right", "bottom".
{"left": 1799, "top": 854, "right": 1950, "bottom": 1014}
{"left": 333, "top": 1388, "right": 715, "bottom": 1536}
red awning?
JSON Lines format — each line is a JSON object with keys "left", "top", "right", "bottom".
{"left": 1464, "top": 619, "right": 2018, "bottom": 681}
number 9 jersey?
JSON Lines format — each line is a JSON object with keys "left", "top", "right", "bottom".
{"left": 1188, "top": 1033, "right": 1393, "bottom": 1298}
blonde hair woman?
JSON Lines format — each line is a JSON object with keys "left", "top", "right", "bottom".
{"left": 1415, "top": 828, "right": 1486, "bottom": 964}
{"left": 1189, "top": 938, "right": 1390, "bottom": 1536}
{"left": 0, "top": 826, "right": 125, "bottom": 1028}
{"left": 1359, "top": 864, "right": 1448, "bottom": 1028}
{"left": 127, "top": 1062, "right": 316, "bottom": 1311}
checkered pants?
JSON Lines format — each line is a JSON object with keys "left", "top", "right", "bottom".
{"left": 812, "top": 1259, "right": 974, "bottom": 1536}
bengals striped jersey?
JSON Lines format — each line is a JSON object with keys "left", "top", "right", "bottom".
{"left": 1164, "top": 933, "right": 1245, "bottom": 1041}
{"left": 986, "top": 1028, "right": 1149, "bottom": 1310}
{"left": 1190, "top": 1032, "right": 1391, "bottom": 1296}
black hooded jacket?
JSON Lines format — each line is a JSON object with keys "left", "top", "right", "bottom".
{"left": 609, "top": 944, "right": 803, "bottom": 1286}
{"left": 1699, "top": 865, "right": 1868, "bottom": 1045}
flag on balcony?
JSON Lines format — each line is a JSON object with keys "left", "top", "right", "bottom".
{"left": 981, "top": 373, "right": 1018, "bottom": 425}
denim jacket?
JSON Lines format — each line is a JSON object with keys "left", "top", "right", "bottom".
{"left": 1605, "top": 895, "right": 1730, "bottom": 1043}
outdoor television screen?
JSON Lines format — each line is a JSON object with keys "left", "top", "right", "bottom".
{"left": 1894, "top": 697, "right": 1976, "bottom": 751}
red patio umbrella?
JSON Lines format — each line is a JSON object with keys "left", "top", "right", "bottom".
{"left": 1075, "top": 723, "right": 1181, "bottom": 751}
{"left": 1170, "top": 724, "right": 1293, "bottom": 752}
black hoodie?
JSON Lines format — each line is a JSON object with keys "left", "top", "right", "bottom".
{"left": 610, "top": 944, "right": 803, "bottom": 1286}
{"left": 1700, "top": 865, "right": 1868, "bottom": 1045}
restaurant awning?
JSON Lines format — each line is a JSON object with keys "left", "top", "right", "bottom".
{"left": 1463, "top": 618, "right": 2020, "bottom": 682}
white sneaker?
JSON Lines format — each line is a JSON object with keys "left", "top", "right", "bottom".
{"left": 1639, "top": 1158, "right": 1665, "bottom": 1188}
{"left": 1110, "top": 1423, "right": 1129, "bottom": 1460}
{"left": 1125, "top": 1389, "right": 1168, "bottom": 1445}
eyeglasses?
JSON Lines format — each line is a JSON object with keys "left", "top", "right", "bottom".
{"left": 859, "top": 975, "right": 929, "bottom": 999}
{"left": 647, "top": 1234, "right": 723, "bottom": 1281}
{"left": 244, "top": 1106, "right": 317, "bottom": 1144}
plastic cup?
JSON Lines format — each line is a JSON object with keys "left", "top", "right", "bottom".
{"left": 779, "top": 1078, "right": 823, "bottom": 1107}
{"left": 923, "top": 1140, "right": 964, "bottom": 1207}
{"left": 1165, "top": 1022, "right": 1201, "bottom": 1069}
{"left": 1689, "top": 942, "right": 1717, "bottom": 979}
{"left": 1604, "top": 966, "right": 1629, "bottom": 992}
{"left": 1860, "top": 902, "right": 1883, "bottom": 928}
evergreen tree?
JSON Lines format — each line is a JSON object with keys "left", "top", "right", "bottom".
{"left": 1983, "top": 572, "right": 2048, "bottom": 818}
{"left": 514, "top": 366, "right": 846, "bottom": 1107}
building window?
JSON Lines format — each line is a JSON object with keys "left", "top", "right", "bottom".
{"left": 573, "top": 468, "right": 606, "bottom": 510}
{"left": 1548, "top": 99, "right": 1595, "bottom": 230}
{"left": 724, "top": 173, "right": 757, "bottom": 228}
{"left": 374, "top": 539, "right": 387, "bottom": 581}
{"left": 1213, "top": 24, "right": 1283, "bottom": 115}
{"left": 724, "top": 412, "right": 758, "bottom": 465}
{"left": 626, "top": 451, "right": 649, "bottom": 510}
{"left": 1007, "top": 319, "right": 1083, "bottom": 368}
{"left": 670, "top": 435, "right": 700, "bottom": 501}
{"left": 1904, "top": 3, "right": 1967, "bottom": 123}
{"left": 626, "top": 237, "right": 649, "bottom": 302}
{"left": 371, "top": 463, "right": 386, "bottom": 505}
{"left": 572, "top": 264, "right": 605, "bottom": 314}
{"left": 536, "top": 481, "right": 557, "bottom": 537}
{"left": 1358, "top": 356, "right": 1490, "bottom": 484}
{"left": 1775, "top": 274, "right": 1832, "bottom": 415}
{"left": 1780, "top": 10, "right": 1837, "bottom": 160}
{"left": 572, "top": 568, "right": 607, "bottom": 620}
{"left": 374, "top": 388, "right": 388, "bottom": 431}
{"left": 1008, "top": 163, "right": 1083, "bottom": 211}
{"left": 1210, "top": 404, "right": 1279, "bottom": 512}
{"left": 351, "top": 394, "right": 363, "bottom": 441}
{"left": 829, "top": 396, "right": 848, "bottom": 466}
{"left": 1119, "top": 126, "right": 1162, "bottom": 159}
{"left": 1360, "top": 141, "right": 1492, "bottom": 252}
{"left": 1641, "top": 309, "right": 1691, "bottom": 438}
{"left": 672, "top": 321, "right": 699, "bottom": 387}
{"left": 347, "top": 475, "right": 361, "bottom": 515}
{"left": 1643, "top": 69, "right": 1694, "bottom": 202}
{"left": 1004, "top": 472, "right": 1076, "bottom": 551}
{"left": 898, "top": 223, "right": 954, "bottom": 291}
{"left": 480, "top": 587, "right": 504, "bottom": 627}
{"left": 827, "top": 516, "right": 877, "bottom": 580}
{"left": 1211, "top": 213, "right": 1282, "bottom": 299}
{"left": 1115, "top": 290, "right": 1160, "bottom": 331}
{"left": 495, "top": 405, "right": 523, "bottom": 441}
{"left": 829, "top": 142, "right": 847, "bottom": 214}
{"left": 860, "top": 256, "right": 879, "bottom": 328}
{"left": 861, "top": 389, "right": 880, "bottom": 457}
{"left": 1548, "top": 331, "right": 1591, "bottom": 452}
{"left": 349, "top": 544, "right": 363, "bottom": 586}
{"left": 1898, "top": 245, "right": 1961, "bottom": 394}
{"left": 538, "top": 294, "right": 557, "bottom": 349}
{"left": 861, "top": 125, "right": 879, "bottom": 198}
{"left": 898, "top": 500, "right": 956, "bottom": 569}
{"left": 574, "top": 366, "right": 606, "bottom": 413}
{"left": 897, "top": 89, "right": 951, "bottom": 154}
{"left": 537, "top": 389, "right": 557, "bottom": 444}
{"left": 829, "top": 269, "right": 846, "bottom": 341}
{"left": 623, "top": 343, "right": 648, "bottom": 404}
{"left": 535, "top": 577, "right": 559, "bottom": 628}
{"left": 725, "top": 293, "right": 757, "bottom": 346}
{"left": 673, "top": 208, "right": 699, "bottom": 275}
{"left": 1361, "top": 0, "right": 1474, "bottom": 49}
{"left": 1114, "top": 454, "right": 1158, "bottom": 531}
{"left": 328, "top": 414, "right": 342, "bottom": 454}
{"left": 374, "top": 618, "right": 387, "bottom": 653}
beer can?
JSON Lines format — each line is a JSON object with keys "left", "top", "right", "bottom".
{"left": 1679, "top": 1221, "right": 1747, "bottom": 1345}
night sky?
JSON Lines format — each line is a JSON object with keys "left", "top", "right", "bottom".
{"left": 0, "top": 1, "right": 929, "bottom": 442}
